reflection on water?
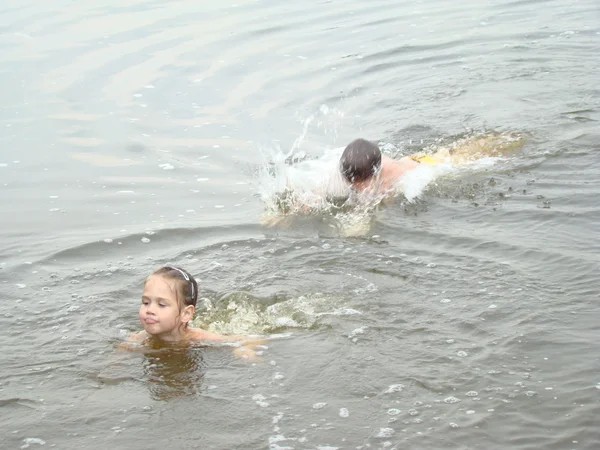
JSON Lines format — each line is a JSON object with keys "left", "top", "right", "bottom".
{"left": 98, "top": 341, "right": 207, "bottom": 401}
{"left": 140, "top": 343, "right": 206, "bottom": 401}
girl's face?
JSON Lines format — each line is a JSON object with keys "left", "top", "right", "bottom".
{"left": 139, "top": 275, "right": 193, "bottom": 341}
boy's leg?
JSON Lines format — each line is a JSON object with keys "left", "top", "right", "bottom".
{"left": 418, "top": 133, "right": 526, "bottom": 165}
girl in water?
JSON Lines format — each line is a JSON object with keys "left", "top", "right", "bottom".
{"left": 127, "top": 265, "right": 262, "bottom": 358}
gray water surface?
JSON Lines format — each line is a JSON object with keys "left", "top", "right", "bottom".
{"left": 1, "top": 0, "right": 599, "bottom": 449}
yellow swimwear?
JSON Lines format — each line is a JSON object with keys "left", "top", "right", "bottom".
{"left": 409, "top": 153, "right": 439, "bottom": 166}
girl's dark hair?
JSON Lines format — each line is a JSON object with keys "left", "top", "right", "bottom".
{"left": 339, "top": 138, "right": 382, "bottom": 183}
{"left": 150, "top": 266, "right": 198, "bottom": 308}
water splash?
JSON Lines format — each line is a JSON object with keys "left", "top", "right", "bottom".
{"left": 193, "top": 292, "right": 352, "bottom": 335}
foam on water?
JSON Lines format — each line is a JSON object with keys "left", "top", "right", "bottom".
{"left": 258, "top": 141, "right": 347, "bottom": 214}
{"left": 394, "top": 160, "right": 455, "bottom": 202}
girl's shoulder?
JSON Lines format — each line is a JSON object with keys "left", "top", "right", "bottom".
{"left": 128, "top": 330, "right": 149, "bottom": 342}
{"left": 117, "top": 330, "right": 148, "bottom": 351}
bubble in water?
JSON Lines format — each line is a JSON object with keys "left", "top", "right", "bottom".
{"left": 268, "top": 434, "right": 289, "bottom": 446}
{"left": 16, "top": 284, "right": 26, "bottom": 289}
{"left": 449, "top": 422, "right": 459, "bottom": 428}
{"left": 444, "top": 396, "right": 461, "bottom": 404}
{"left": 252, "top": 394, "right": 269, "bottom": 408}
{"left": 466, "top": 410, "right": 475, "bottom": 415}
{"left": 21, "top": 437, "right": 46, "bottom": 447}
{"left": 339, "top": 408, "right": 349, "bottom": 418}
{"left": 376, "top": 428, "right": 395, "bottom": 438}
{"left": 489, "top": 305, "right": 497, "bottom": 309}
{"left": 158, "top": 163, "right": 174, "bottom": 170}
{"left": 312, "top": 402, "right": 327, "bottom": 409}
{"left": 348, "top": 326, "right": 367, "bottom": 339}
{"left": 387, "top": 408, "right": 401, "bottom": 415}
{"left": 272, "top": 412, "right": 284, "bottom": 425}
{"left": 103, "top": 238, "right": 113, "bottom": 243}
{"left": 457, "top": 351, "right": 468, "bottom": 357}
{"left": 408, "top": 409, "right": 419, "bottom": 416}
{"left": 466, "top": 391, "right": 478, "bottom": 397}
{"left": 141, "top": 237, "right": 151, "bottom": 243}
{"left": 384, "top": 384, "right": 405, "bottom": 394}
{"left": 440, "top": 298, "right": 451, "bottom": 303}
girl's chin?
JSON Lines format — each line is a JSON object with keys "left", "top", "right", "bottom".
{"left": 142, "top": 324, "right": 161, "bottom": 334}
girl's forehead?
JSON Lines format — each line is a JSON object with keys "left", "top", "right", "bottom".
{"left": 144, "top": 275, "right": 178, "bottom": 296}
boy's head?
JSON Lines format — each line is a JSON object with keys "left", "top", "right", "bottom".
{"left": 339, "top": 138, "right": 382, "bottom": 187}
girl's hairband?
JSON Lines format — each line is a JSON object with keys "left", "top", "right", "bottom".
{"left": 166, "top": 266, "right": 195, "bottom": 300}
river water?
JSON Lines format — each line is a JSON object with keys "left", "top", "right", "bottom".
{"left": 1, "top": 0, "right": 599, "bottom": 449}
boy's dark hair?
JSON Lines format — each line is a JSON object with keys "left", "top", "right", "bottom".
{"left": 339, "top": 138, "right": 382, "bottom": 183}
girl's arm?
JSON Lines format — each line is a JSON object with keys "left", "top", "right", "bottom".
{"left": 189, "top": 328, "right": 266, "bottom": 360}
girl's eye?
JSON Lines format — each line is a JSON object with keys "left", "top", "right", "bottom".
{"left": 159, "top": 303, "right": 167, "bottom": 307}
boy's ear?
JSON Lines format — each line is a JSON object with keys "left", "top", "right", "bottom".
{"left": 181, "top": 305, "right": 195, "bottom": 323}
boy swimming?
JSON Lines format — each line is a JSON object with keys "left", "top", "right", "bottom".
{"left": 126, "top": 266, "right": 262, "bottom": 358}
{"left": 339, "top": 134, "right": 524, "bottom": 195}
{"left": 261, "top": 131, "right": 524, "bottom": 235}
